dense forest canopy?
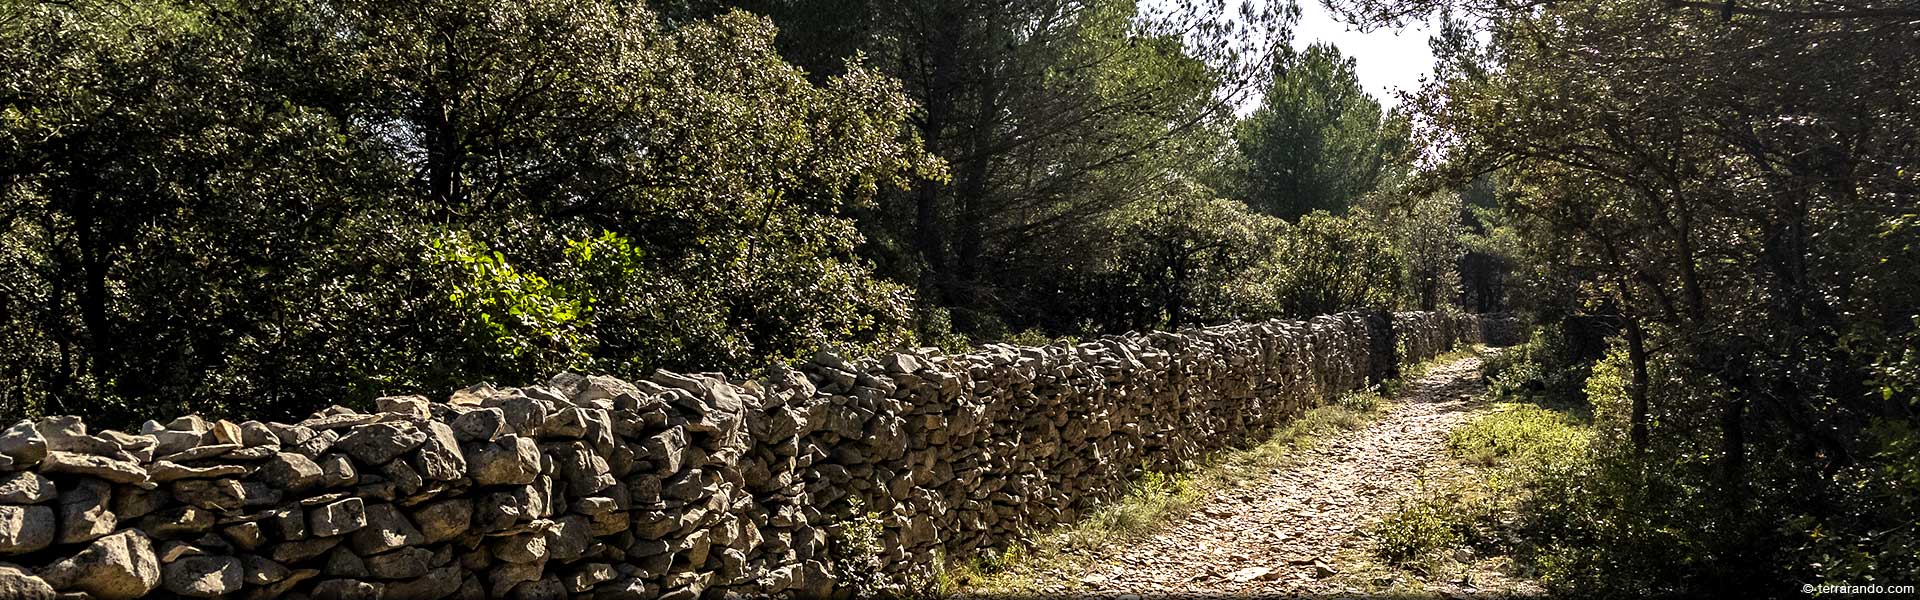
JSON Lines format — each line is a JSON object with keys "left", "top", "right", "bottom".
{"left": 2, "top": 0, "right": 1915, "bottom": 591}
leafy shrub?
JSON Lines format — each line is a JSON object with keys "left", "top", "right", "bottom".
{"left": 1481, "top": 324, "right": 1590, "bottom": 406}
{"left": 829, "top": 497, "right": 893, "bottom": 596}
{"left": 1372, "top": 496, "right": 1465, "bottom": 569}
{"left": 1446, "top": 404, "right": 1589, "bottom": 469}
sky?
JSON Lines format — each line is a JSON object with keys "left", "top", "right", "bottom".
{"left": 1284, "top": 2, "right": 1439, "bottom": 110}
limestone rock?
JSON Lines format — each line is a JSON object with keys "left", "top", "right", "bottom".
{"left": 550, "top": 441, "right": 613, "bottom": 495}
{"left": 641, "top": 427, "right": 690, "bottom": 474}
{"left": 545, "top": 515, "right": 592, "bottom": 562}
{"left": 157, "top": 443, "right": 238, "bottom": 463}
{"left": 239, "top": 421, "right": 280, "bottom": 448}
{"left": 413, "top": 422, "right": 466, "bottom": 481}
{"left": 0, "top": 472, "right": 54, "bottom": 504}
{"left": 140, "top": 505, "right": 215, "bottom": 538}
{"left": 310, "top": 497, "right": 368, "bottom": 537}
{"left": 0, "top": 422, "right": 47, "bottom": 468}
{"left": 320, "top": 453, "right": 360, "bottom": 487}
{"left": 364, "top": 546, "right": 431, "bottom": 579}
{"left": 221, "top": 521, "right": 266, "bottom": 551}
{"left": 325, "top": 548, "right": 369, "bottom": 577}
{"left": 161, "top": 554, "right": 243, "bottom": 597}
{"left": 0, "top": 563, "right": 54, "bottom": 600}
{"left": 374, "top": 396, "right": 434, "bottom": 421}
{"left": 507, "top": 575, "right": 565, "bottom": 600}
{"left": 465, "top": 435, "right": 539, "bottom": 486}
{"left": 335, "top": 423, "right": 429, "bottom": 466}
{"left": 540, "top": 408, "right": 591, "bottom": 439}
{"left": 348, "top": 503, "right": 424, "bottom": 555}
{"left": 488, "top": 561, "right": 543, "bottom": 598}
{"left": 449, "top": 408, "right": 505, "bottom": 443}
{"left": 271, "top": 537, "right": 340, "bottom": 564}
{"left": 0, "top": 505, "right": 52, "bottom": 554}
{"left": 35, "top": 417, "right": 135, "bottom": 462}
{"left": 492, "top": 397, "right": 549, "bottom": 438}
{"left": 312, "top": 578, "right": 383, "bottom": 600}
{"left": 379, "top": 564, "right": 461, "bottom": 600}
{"left": 171, "top": 478, "right": 245, "bottom": 512}
{"left": 409, "top": 498, "right": 472, "bottom": 544}
{"left": 259, "top": 452, "right": 324, "bottom": 492}
{"left": 55, "top": 478, "right": 114, "bottom": 545}
{"left": 38, "top": 451, "right": 146, "bottom": 485}
{"left": 39, "top": 529, "right": 161, "bottom": 600}
{"left": 489, "top": 530, "right": 546, "bottom": 564}
{"left": 241, "top": 554, "right": 290, "bottom": 586}
{"left": 148, "top": 461, "right": 249, "bottom": 482}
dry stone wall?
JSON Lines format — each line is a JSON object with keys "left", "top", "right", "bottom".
{"left": 0, "top": 311, "right": 1499, "bottom": 599}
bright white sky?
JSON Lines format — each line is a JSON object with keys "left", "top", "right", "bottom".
{"left": 1283, "top": 1, "right": 1440, "bottom": 110}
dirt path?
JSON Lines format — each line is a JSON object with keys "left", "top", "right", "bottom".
{"left": 1060, "top": 354, "right": 1498, "bottom": 597}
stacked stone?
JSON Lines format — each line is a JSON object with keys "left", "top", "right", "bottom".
{"left": 1395, "top": 311, "right": 1488, "bottom": 365}
{"left": 1477, "top": 314, "right": 1527, "bottom": 347}
{"left": 0, "top": 310, "right": 1497, "bottom": 598}
{"left": 784, "top": 311, "right": 1395, "bottom": 591}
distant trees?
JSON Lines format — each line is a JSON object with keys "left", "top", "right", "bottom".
{"left": 666, "top": 0, "right": 1292, "bottom": 336}
{"left": 1235, "top": 42, "right": 1409, "bottom": 219}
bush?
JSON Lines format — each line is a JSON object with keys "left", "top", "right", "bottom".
{"left": 1480, "top": 324, "right": 1590, "bottom": 406}
{"left": 1372, "top": 495, "right": 1465, "bottom": 569}
{"left": 1447, "top": 404, "right": 1589, "bottom": 469}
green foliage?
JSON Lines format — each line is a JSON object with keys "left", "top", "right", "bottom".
{"left": 828, "top": 497, "right": 892, "bottom": 597}
{"left": 1080, "top": 183, "right": 1283, "bottom": 330}
{"left": 1433, "top": 338, "right": 1920, "bottom": 597}
{"left": 709, "top": 0, "right": 1293, "bottom": 339}
{"left": 1447, "top": 404, "right": 1590, "bottom": 469}
{"left": 0, "top": 0, "right": 935, "bottom": 426}
{"left": 1790, "top": 419, "right": 1920, "bottom": 585}
{"left": 433, "top": 233, "right": 594, "bottom": 370}
{"left": 1411, "top": 360, "right": 1713, "bottom": 597}
{"left": 1264, "top": 210, "right": 1403, "bottom": 318}
{"left": 1371, "top": 493, "right": 1466, "bottom": 570}
{"left": 1363, "top": 0, "right": 1920, "bottom": 590}
{"left": 1235, "top": 42, "right": 1409, "bottom": 219}
{"left": 1481, "top": 325, "right": 1592, "bottom": 405}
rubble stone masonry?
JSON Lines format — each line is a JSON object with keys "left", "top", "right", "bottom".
{"left": 0, "top": 311, "right": 1516, "bottom": 599}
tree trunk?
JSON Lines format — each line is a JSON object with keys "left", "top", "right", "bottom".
{"left": 912, "top": 16, "right": 957, "bottom": 293}
{"left": 1625, "top": 317, "right": 1650, "bottom": 455}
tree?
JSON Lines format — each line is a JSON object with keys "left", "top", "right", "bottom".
{"left": 1101, "top": 181, "right": 1280, "bottom": 329}
{"left": 1235, "top": 42, "right": 1408, "bottom": 219}
{"left": 669, "top": 0, "right": 1293, "bottom": 336}
{"left": 1266, "top": 210, "right": 1403, "bottom": 317}
{"left": 0, "top": 0, "right": 937, "bottom": 425}
{"left": 1345, "top": 0, "right": 1920, "bottom": 591}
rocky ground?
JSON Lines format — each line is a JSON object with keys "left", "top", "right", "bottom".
{"left": 982, "top": 354, "right": 1543, "bottom": 599}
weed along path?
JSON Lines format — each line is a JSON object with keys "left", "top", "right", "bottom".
{"left": 955, "top": 353, "right": 1505, "bottom": 598}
